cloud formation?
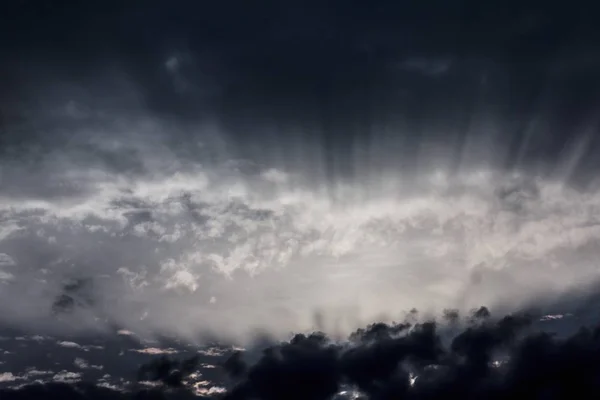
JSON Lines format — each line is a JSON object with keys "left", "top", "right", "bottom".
{"left": 219, "top": 308, "right": 600, "bottom": 400}
{"left": 2, "top": 308, "right": 600, "bottom": 399}
{"left": 1, "top": 120, "right": 600, "bottom": 340}
{"left": 2, "top": 1, "right": 600, "bottom": 398}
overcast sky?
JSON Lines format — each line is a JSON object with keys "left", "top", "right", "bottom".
{"left": 1, "top": 0, "right": 600, "bottom": 346}
{"left": 4, "top": 1, "right": 600, "bottom": 399}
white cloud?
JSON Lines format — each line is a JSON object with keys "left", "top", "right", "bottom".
{"left": 0, "top": 253, "right": 16, "bottom": 283}
{"left": 0, "top": 372, "right": 22, "bottom": 382}
{"left": 24, "top": 369, "right": 53, "bottom": 378}
{"left": 0, "top": 271, "right": 15, "bottom": 283}
{"left": 131, "top": 348, "right": 178, "bottom": 355}
{"left": 194, "top": 385, "right": 227, "bottom": 396}
{"left": 97, "top": 382, "right": 122, "bottom": 391}
{"left": 117, "top": 267, "right": 149, "bottom": 291}
{"left": 261, "top": 168, "right": 288, "bottom": 184}
{"left": 57, "top": 341, "right": 83, "bottom": 349}
{"left": 52, "top": 371, "right": 81, "bottom": 382}
{"left": 159, "top": 258, "right": 200, "bottom": 292}
{"left": 2, "top": 129, "right": 600, "bottom": 339}
{"left": 0, "top": 253, "right": 16, "bottom": 267}
{"left": 74, "top": 357, "right": 103, "bottom": 370}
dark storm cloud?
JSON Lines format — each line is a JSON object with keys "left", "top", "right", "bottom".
{"left": 0, "top": 382, "right": 199, "bottom": 399}
{"left": 213, "top": 308, "right": 600, "bottom": 400}
{"left": 2, "top": 0, "right": 600, "bottom": 175}
{"left": 137, "top": 354, "right": 200, "bottom": 388}
{"left": 5, "top": 307, "right": 600, "bottom": 399}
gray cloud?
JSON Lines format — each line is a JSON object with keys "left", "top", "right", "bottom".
{"left": 1, "top": 110, "right": 600, "bottom": 342}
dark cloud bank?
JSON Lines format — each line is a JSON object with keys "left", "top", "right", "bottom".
{"left": 3, "top": 307, "right": 600, "bottom": 399}
{"left": 2, "top": 0, "right": 600, "bottom": 175}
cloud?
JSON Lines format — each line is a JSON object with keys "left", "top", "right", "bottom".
{"left": 0, "top": 373, "right": 22, "bottom": 383}
{"left": 74, "top": 358, "right": 103, "bottom": 371}
{"left": 2, "top": 135, "right": 600, "bottom": 339}
{"left": 4, "top": 308, "right": 600, "bottom": 399}
{"left": 132, "top": 348, "right": 179, "bottom": 356}
{"left": 57, "top": 341, "right": 83, "bottom": 349}
{"left": 52, "top": 371, "right": 81, "bottom": 383}
{"left": 0, "top": 382, "right": 193, "bottom": 400}
{"left": 0, "top": 253, "right": 16, "bottom": 267}
{"left": 220, "top": 308, "right": 600, "bottom": 400}
{"left": 137, "top": 354, "right": 201, "bottom": 388}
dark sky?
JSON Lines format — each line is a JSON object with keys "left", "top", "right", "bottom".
{"left": 2, "top": 0, "right": 600, "bottom": 178}
{"left": 1, "top": 0, "right": 600, "bottom": 326}
{"left": 4, "top": 2, "right": 600, "bottom": 399}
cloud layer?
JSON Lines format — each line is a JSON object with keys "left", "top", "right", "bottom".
{"left": 1, "top": 119, "right": 600, "bottom": 340}
{"left": 2, "top": 309, "right": 600, "bottom": 399}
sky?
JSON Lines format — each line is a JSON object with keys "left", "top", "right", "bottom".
{"left": 1, "top": 0, "right": 600, "bottom": 398}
